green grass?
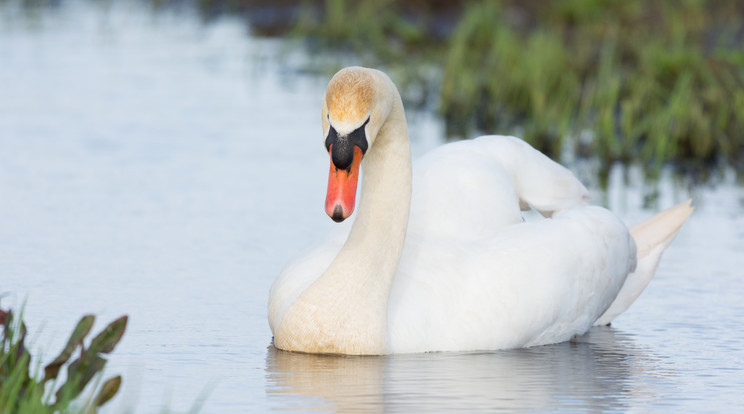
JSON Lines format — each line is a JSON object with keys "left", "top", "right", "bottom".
{"left": 6, "top": 0, "right": 743, "bottom": 177}
{"left": 284, "top": 0, "right": 744, "bottom": 177}
{"left": 1, "top": 308, "right": 127, "bottom": 413}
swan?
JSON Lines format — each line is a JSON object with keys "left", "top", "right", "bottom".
{"left": 268, "top": 66, "right": 693, "bottom": 355}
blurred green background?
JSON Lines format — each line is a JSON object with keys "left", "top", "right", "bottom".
{"left": 9, "top": 0, "right": 744, "bottom": 180}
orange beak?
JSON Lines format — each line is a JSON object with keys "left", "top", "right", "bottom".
{"left": 325, "top": 145, "right": 363, "bottom": 222}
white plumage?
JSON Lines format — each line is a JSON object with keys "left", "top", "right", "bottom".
{"left": 268, "top": 67, "right": 692, "bottom": 355}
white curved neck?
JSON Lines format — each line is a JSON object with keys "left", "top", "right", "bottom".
{"left": 274, "top": 83, "right": 411, "bottom": 355}
{"left": 348, "top": 90, "right": 412, "bottom": 282}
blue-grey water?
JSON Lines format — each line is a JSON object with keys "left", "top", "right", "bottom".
{"left": 1, "top": 1, "right": 743, "bottom": 412}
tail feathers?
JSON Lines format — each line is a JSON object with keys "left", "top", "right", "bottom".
{"left": 594, "top": 199, "right": 694, "bottom": 326}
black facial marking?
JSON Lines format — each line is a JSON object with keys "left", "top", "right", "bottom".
{"left": 331, "top": 134, "right": 354, "bottom": 171}
{"left": 325, "top": 118, "right": 370, "bottom": 170}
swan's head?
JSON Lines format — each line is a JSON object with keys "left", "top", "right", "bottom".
{"left": 321, "top": 67, "right": 393, "bottom": 222}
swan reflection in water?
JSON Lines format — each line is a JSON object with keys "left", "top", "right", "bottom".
{"left": 265, "top": 326, "right": 674, "bottom": 412}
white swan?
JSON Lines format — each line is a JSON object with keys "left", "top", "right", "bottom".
{"left": 268, "top": 66, "right": 693, "bottom": 355}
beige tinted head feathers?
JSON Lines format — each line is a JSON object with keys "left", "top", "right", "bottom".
{"left": 324, "top": 68, "right": 375, "bottom": 129}
{"left": 322, "top": 67, "right": 395, "bottom": 147}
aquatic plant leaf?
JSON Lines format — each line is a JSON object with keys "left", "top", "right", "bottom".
{"left": 57, "top": 355, "right": 106, "bottom": 401}
{"left": 94, "top": 375, "right": 121, "bottom": 407}
{"left": 88, "top": 315, "right": 128, "bottom": 354}
{"left": 0, "top": 308, "right": 9, "bottom": 349}
{"left": 2, "top": 311, "right": 128, "bottom": 412}
{"left": 0, "top": 309, "right": 31, "bottom": 391}
{"left": 44, "top": 314, "right": 95, "bottom": 382}
{"left": 1, "top": 311, "right": 29, "bottom": 364}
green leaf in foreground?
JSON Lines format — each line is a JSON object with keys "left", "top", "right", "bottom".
{"left": 95, "top": 375, "right": 122, "bottom": 407}
{"left": 89, "top": 315, "right": 128, "bottom": 355}
{"left": 1, "top": 308, "right": 128, "bottom": 412}
{"left": 43, "top": 314, "right": 95, "bottom": 382}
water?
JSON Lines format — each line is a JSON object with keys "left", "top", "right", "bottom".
{"left": 1, "top": 1, "right": 743, "bottom": 412}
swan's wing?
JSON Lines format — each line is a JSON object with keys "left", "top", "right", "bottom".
{"left": 388, "top": 206, "right": 635, "bottom": 353}
{"left": 409, "top": 139, "right": 523, "bottom": 241}
{"left": 472, "top": 136, "right": 590, "bottom": 217}
{"left": 408, "top": 136, "right": 589, "bottom": 242}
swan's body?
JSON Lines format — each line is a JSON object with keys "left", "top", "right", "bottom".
{"left": 268, "top": 67, "right": 692, "bottom": 355}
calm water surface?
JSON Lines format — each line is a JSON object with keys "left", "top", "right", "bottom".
{"left": 1, "top": 2, "right": 743, "bottom": 412}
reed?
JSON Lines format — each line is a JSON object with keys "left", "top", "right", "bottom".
{"left": 285, "top": 0, "right": 744, "bottom": 175}
{"left": 8, "top": 0, "right": 744, "bottom": 175}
